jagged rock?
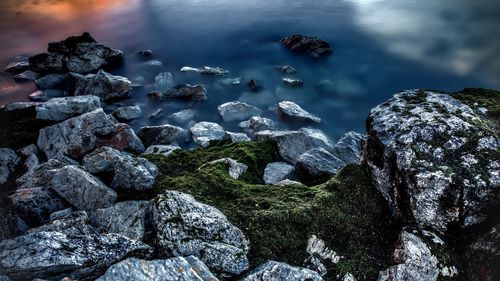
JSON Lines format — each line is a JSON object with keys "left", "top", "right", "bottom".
{"left": 29, "top": 90, "right": 68, "bottom": 101}
{"left": 138, "top": 124, "right": 191, "bottom": 147}
{"left": 256, "top": 130, "right": 312, "bottom": 164}
{"left": 3, "top": 55, "right": 29, "bottom": 74}
{"left": 241, "top": 261, "right": 323, "bottom": 281}
{"left": 296, "top": 148, "right": 345, "bottom": 177}
{"left": 35, "top": 73, "right": 72, "bottom": 90}
{"left": 282, "top": 78, "right": 304, "bottom": 87}
{"left": 29, "top": 52, "right": 66, "bottom": 73}
{"left": 152, "top": 190, "right": 250, "bottom": 276}
{"left": 13, "top": 70, "right": 40, "bottom": 81}
{"left": 363, "top": 90, "right": 500, "bottom": 233}
{"left": 149, "top": 108, "right": 165, "bottom": 119}
{"left": 377, "top": 230, "right": 439, "bottom": 281}
{"left": 73, "top": 70, "right": 132, "bottom": 101}
{"left": 277, "top": 101, "right": 321, "bottom": 123}
{"left": 190, "top": 122, "right": 226, "bottom": 148}
{"left": 0, "top": 231, "right": 153, "bottom": 280}
{"left": 0, "top": 275, "right": 10, "bottom": 281}
{"left": 226, "top": 132, "right": 251, "bottom": 143}
{"left": 112, "top": 105, "right": 142, "bottom": 121}
{"left": 153, "top": 84, "right": 208, "bottom": 100}
{"left": 281, "top": 34, "right": 332, "bottom": 58}
{"left": 19, "top": 144, "right": 40, "bottom": 171}
{"left": 218, "top": 101, "right": 262, "bottom": 122}
{"left": 181, "top": 66, "right": 229, "bottom": 75}
{"left": 276, "top": 65, "right": 297, "bottom": 74}
{"left": 28, "top": 210, "right": 99, "bottom": 236}
{"left": 35, "top": 95, "right": 101, "bottom": 122}
{"left": 263, "top": 162, "right": 295, "bottom": 184}
{"left": 47, "top": 32, "right": 97, "bottom": 55}
{"left": 144, "top": 144, "right": 181, "bottom": 157}
{"left": 83, "top": 146, "right": 158, "bottom": 191}
{"left": 155, "top": 72, "right": 174, "bottom": 92}
{"left": 169, "top": 109, "right": 196, "bottom": 125}
{"left": 247, "top": 79, "right": 260, "bottom": 91}
{"left": 96, "top": 256, "right": 218, "bottom": 281}
{"left": 305, "top": 235, "right": 340, "bottom": 276}
{"left": 37, "top": 108, "right": 144, "bottom": 160}
{"left": 199, "top": 158, "right": 248, "bottom": 179}
{"left": 300, "top": 128, "right": 335, "bottom": 152}
{"left": 0, "top": 148, "right": 20, "bottom": 185}
{"left": 332, "top": 131, "right": 363, "bottom": 164}
{"left": 89, "top": 201, "right": 149, "bottom": 241}
{"left": 239, "top": 117, "right": 276, "bottom": 139}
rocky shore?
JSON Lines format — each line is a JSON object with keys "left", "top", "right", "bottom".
{"left": 0, "top": 33, "right": 499, "bottom": 281}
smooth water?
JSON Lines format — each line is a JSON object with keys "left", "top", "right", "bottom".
{"left": 0, "top": 0, "right": 499, "bottom": 141}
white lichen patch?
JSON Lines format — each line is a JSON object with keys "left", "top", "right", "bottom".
{"left": 441, "top": 266, "right": 459, "bottom": 277}
{"left": 306, "top": 235, "right": 341, "bottom": 264}
{"left": 443, "top": 136, "right": 467, "bottom": 150}
{"left": 477, "top": 136, "right": 499, "bottom": 151}
{"left": 460, "top": 154, "right": 478, "bottom": 168}
{"left": 421, "top": 230, "right": 445, "bottom": 245}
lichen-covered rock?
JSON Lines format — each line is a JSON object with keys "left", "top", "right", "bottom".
{"left": 263, "top": 162, "right": 295, "bottom": 184}
{"left": 152, "top": 190, "right": 250, "bottom": 276}
{"left": 35, "top": 95, "right": 101, "bottom": 122}
{"left": 181, "top": 66, "right": 229, "bottom": 75}
{"left": 241, "top": 261, "right": 323, "bottom": 281}
{"left": 73, "top": 70, "right": 132, "bottom": 101}
{"left": 239, "top": 117, "right": 276, "bottom": 139}
{"left": 37, "top": 108, "right": 144, "bottom": 161}
{"left": 112, "top": 105, "right": 142, "bottom": 121}
{"left": 333, "top": 131, "right": 363, "bottom": 164}
{"left": 82, "top": 146, "right": 158, "bottom": 191}
{"left": 256, "top": 130, "right": 312, "bottom": 164}
{"left": 363, "top": 89, "right": 500, "bottom": 233}
{"left": 144, "top": 144, "right": 181, "bottom": 157}
{"left": 138, "top": 124, "right": 191, "bottom": 147}
{"left": 217, "top": 101, "right": 262, "bottom": 122}
{"left": 96, "top": 256, "right": 218, "bottom": 281}
{"left": 28, "top": 210, "right": 99, "bottom": 236}
{"left": 277, "top": 101, "right": 321, "bottom": 123}
{"left": 199, "top": 158, "right": 248, "bottom": 179}
{"left": 29, "top": 52, "right": 66, "bottom": 73}
{"left": 0, "top": 148, "right": 20, "bottom": 185}
{"left": 151, "top": 84, "right": 207, "bottom": 100}
{"left": 190, "top": 122, "right": 226, "bottom": 148}
{"left": 0, "top": 231, "right": 153, "bottom": 281}
{"left": 281, "top": 34, "right": 332, "bottom": 58}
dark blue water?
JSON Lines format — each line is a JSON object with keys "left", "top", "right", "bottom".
{"left": 1, "top": 0, "right": 499, "bottom": 141}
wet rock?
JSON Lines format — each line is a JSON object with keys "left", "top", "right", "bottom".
{"left": 112, "top": 105, "right": 142, "bottom": 121}
{"left": 89, "top": 201, "right": 149, "bottom": 241}
{"left": 241, "top": 261, "right": 323, "bottom": 281}
{"left": 200, "top": 158, "right": 248, "bottom": 179}
{"left": 296, "top": 148, "right": 345, "bottom": 177}
{"left": 19, "top": 144, "right": 40, "bottom": 172}
{"left": 144, "top": 144, "right": 181, "bottom": 157}
{"left": 190, "top": 122, "right": 226, "bottom": 148}
{"left": 28, "top": 210, "right": 99, "bottom": 236}
{"left": 169, "top": 109, "right": 196, "bottom": 125}
{"left": 37, "top": 108, "right": 144, "bottom": 160}
{"left": 141, "top": 60, "right": 163, "bottom": 70}
{"left": 83, "top": 146, "right": 158, "bottom": 191}
{"left": 155, "top": 72, "right": 174, "bottom": 92}
{"left": 263, "top": 162, "right": 295, "bottom": 184}
{"left": 277, "top": 65, "right": 297, "bottom": 74}
{"left": 152, "top": 190, "right": 250, "bottom": 276}
{"left": 239, "top": 116, "right": 276, "bottom": 139}
{"left": 220, "top": 77, "right": 242, "bottom": 85}
{"left": 300, "top": 128, "right": 335, "bottom": 152}
{"left": 218, "top": 101, "right": 262, "bottom": 122}
{"left": 35, "top": 73, "right": 72, "bottom": 90}
{"left": 305, "top": 235, "right": 340, "bottom": 276}
{"left": 277, "top": 101, "right": 321, "bottom": 123}
{"left": 0, "top": 148, "right": 20, "bottom": 185}
{"left": 282, "top": 78, "right": 304, "bottom": 87}
{"left": 0, "top": 194, "right": 21, "bottom": 240}
{"left": 181, "top": 66, "right": 229, "bottom": 76}
{"left": 256, "top": 130, "right": 312, "bottom": 164}
{"left": 35, "top": 95, "right": 101, "bottom": 122}
{"left": 0, "top": 231, "right": 153, "bottom": 281}
{"left": 281, "top": 34, "right": 332, "bottom": 58}
{"left": 247, "top": 79, "right": 260, "bottom": 91}
{"left": 73, "top": 69, "right": 132, "bottom": 101}
{"left": 138, "top": 124, "right": 191, "bottom": 147}
{"left": 3, "top": 55, "right": 29, "bottom": 74}
{"left": 333, "top": 131, "right": 363, "bottom": 164}
{"left": 29, "top": 52, "right": 66, "bottom": 73}
{"left": 47, "top": 32, "right": 97, "bottom": 55}
{"left": 29, "top": 90, "right": 68, "bottom": 101}
{"left": 13, "top": 70, "right": 40, "bottom": 81}
{"left": 226, "top": 132, "right": 251, "bottom": 143}
{"left": 96, "top": 256, "right": 217, "bottom": 281}
{"left": 363, "top": 90, "right": 500, "bottom": 233}
{"left": 135, "top": 49, "right": 153, "bottom": 59}
{"left": 149, "top": 108, "right": 165, "bottom": 119}
{"left": 157, "top": 84, "right": 208, "bottom": 100}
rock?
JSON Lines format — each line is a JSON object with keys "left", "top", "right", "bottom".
{"left": 0, "top": 231, "right": 153, "bottom": 280}
{"left": 83, "top": 146, "right": 158, "bottom": 191}
{"left": 135, "top": 49, "right": 153, "bottom": 59}
{"left": 220, "top": 77, "right": 242, "bottom": 85}
{"left": 96, "top": 256, "right": 218, "bottom": 281}
{"left": 0, "top": 148, "right": 20, "bottom": 185}
{"left": 47, "top": 32, "right": 97, "bottom": 55}
{"left": 112, "top": 105, "right": 142, "bottom": 121}
{"left": 247, "top": 79, "right": 260, "bottom": 91}
{"left": 464, "top": 224, "right": 499, "bottom": 281}
{"left": 277, "top": 101, "right": 321, "bottom": 123}
{"left": 273, "top": 179, "right": 304, "bottom": 186}
{"left": 241, "top": 261, "right": 323, "bottom": 281}
{"left": 296, "top": 148, "right": 345, "bottom": 177}
{"left": 226, "top": 132, "right": 251, "bottom": 143}
{"left": 29, "top": 90, "right": 68, "bottom": 101}
{"left": 199, "top": 158, "right": 248, "bottom": 179}
{"left": 131, "top": 76, "right": 146, "bottom": 87}
{"left": 35, "top": 73, "right": 72, "bottom": 90}
{"left": 299, "top": 128, "right": 335, "bottom": 152}
{"left": 256, "top": 130, "right": 312, "bottom": 164}
{"left": 138, "top": 124, "right": 191, "bottom": 147}
{"left": 218, "top": 101, "right": 262, "bottom": 122}
{"left": 149, "top": 108, "right": 165, "bottom": 119}
{"left": 141, "top": 60, "right": 163, "bottom": 70}
{"left": 28, "top": 52, "right": 66, "bottom": 73}
{"left": 0, "top": 275, "right": 10, "bottom": 281}
{"left": 282, "top": 78, "right": 304, "bottom": 87}
{"left": 73, "top": 70, "right": 132, "bottom": 101}
{"left": 190, "top": 122, "right": 226, "bottom": 148}
{"left": 333, "top": 131, "right": 363, "bottom": 164}
{"left": 13, "top": 70, "right": 40, "bottom": 81}
{"left": 0, "top": 194, "right": 21, "bottom": 240}
{"left": 239, "top": 116, "right": 275, "bottom": 139}
{"left": 35, "top": 95, "right": 101, "bottom": 122}
{"left": 377, "top": 230, "right": 439, "bottom": 281}
{"left": 263, "top": 162, "right": 295, "bottom": 184}
{"left": 363, "top": 90, "right": 500, "bottom": 233}
{"left": 28, "top": 210, "right": 99, "bottom": 236}
{"left": 89, "top": 201, "right": 149, "bottom": 241}
{"left": 144, "top": 145, "right": 181, "bottom": 157}
{"left": 37, "top": 108, "right": 144, "bottom": 161}
{"left": 305, "top": 235, "right": 340, "bottom": 276}
{"left": 169, "top": 109, "right": 196, "bottom": 125}
{"left": 152, "top": 190, "right": 250, "bottom": 276}
{"left": 181, "top": 66, "right": 229, "bottom": 75}
{"left": 276, "top": 65, "right": 297, "bottom": 74}
{"left": 155, "top": 72, "right": 174, "bottom": 92}
{"left": 19, "top": 144, "right": 40, "bottom": 172}
{"left": 343, "top": 273, "right": 357, "bottom": 281}
{"left": 64, "top": 39, "right": 122, "bottom": 73}
{"left": 157, "top": 84, "right": 208, "bottom": 100}
{"left": 3, "top": 55, "right": 29, "bottom": 74}
{"left": 281, "top": 34, "right": 332, "bottom": 58}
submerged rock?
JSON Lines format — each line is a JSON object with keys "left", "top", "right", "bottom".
{"left": 277, "top": 101, "right": 322, "bottom": 123}
{"left": 282, "top": 77, "right": 304, "bottom": 87}
{"left": 256, "top": 130, "right": 312, "bottom": 164}
{"left": 138, "top": 124, "right": 191, "bottom": 147}
{"left": 263, "top": 162, "right": 295, "bottom": 184}
{"left": 296, "top": 148, "right": 345, "bottom": 177}
{"left": 218, "top": 101, "right": 262, "bottom": 122}
{"left": 111, "top": 105, "right": 142, "bottom": 121}
{"left": 220, "top": 77, "right": 242, "bottom": 85}
{"left": 241, "top": 261, "right": 323, "bottom": 281}
{"left": 169, "top": 109, "right": 196, "bottom": 125}
{"left": 190, "top": 122, "right": 226, "bottom": 148}
{"left": 155, "top": 72, "right": 174, "bottom": 92}
{"left": 199, "top": 158, "right": 248, "bottom": 179}
{"left": 35, "top": 95, "right": 101, "bottom": 122}
{"left": 149, "top": 108, "right": 165, "bottom": 119}
{"left": 247, "top": 79, "right": 260, "bottom": 91}
{"left": 181, "top": 66, "right": 229, "bottom": 75}
{"left": 276, "top": 65, "right": 297, "bottom": 74}
{"left": 281, "top": 34, "right": 332, "bottom": 58}
{"left": 73, "top": 69, "right": 132, "bottom": 101}
{"left": 0, "top": 148, "right": 20, "bottom": 185}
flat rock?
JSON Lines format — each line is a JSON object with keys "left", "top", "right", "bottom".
{"left": 282, "top": 78, "right": 304, "bottom": 87}
{"left": 35, "top": 95, "right": 101, "bottom": 122}
{"left": 199, "top": 158, "right": 248, "bottom": 179}
{"left": 156, "top": 84, "right": 207, "bottom": 100}
{"left": 3, "top": 55, "right": 29, "bottom": 74}
{"left": 144, "top": 144, "right": 181, "bottom": 157}
{"left": 218, "top": 101, "right": 262, "bottom": 122}
{"left": 155, "top": 72, "right": 174, "bottom": 92}
{"left": 0, "top": 148, "right": 20, "bottom": 185}
{"left": 73, "top": 70, "right": 132, "bottom": 101}
{"left": 263, "top": 162, "right": 295, "bottom": 184}
{"left": 281, "top": 34, "right": 332, "bottom": 58}
{"left": 35, "top": 73, "right": 72, "bottom": 90}
{"left": 169, "top": 109, "right": 196, "bottom": 125}
{"left": 296, "top": 148, "right": 345, "bottom": 177}
{"left": 138, "top": 124, "right": 191, "bottom": 147}
{"left": 256, "top": 130, "right": 312, "bottom": 164}
{"left": 226, "top": 132, "right": 251, "bottom": 143}
{"left": 28, "top": 52, "right": 66, "bottom": 73}
{"left": 29, "top": 90, "right": 68, "bottom": 101}
{"left": 13, "top": 70, "right": 40, "bottom": 81}
{"left": 277, "top": 101, "right": 321, "bottom": 123}
{"left": 241, "top": 261, "right": 323, "bottom": 281}
{"left": 333, "top": 131, "right": 363, "bottom": 164}
{"left": 300, "top": 128, "right": 335, "bottom": 152}
{"left": 112, "top": 105, "right": 142, "bottom": 121}
{"left": 190, "top": 122, "right": 226, "bottom": 148}
{"left": 181, "top": 66, "right": 229, "bottom": 75}
{"left": 239, "top": 116, "right": 276, "bottom": 139}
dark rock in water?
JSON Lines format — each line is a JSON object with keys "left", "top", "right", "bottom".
{"left": 239, "top": 116, "right": 276, "bottom": 139}
{"left": 47, "top": 32, "right": 97, "bottom": 55}
{"left": 296, "top": 148, "right": 345, "bottom": 178}
{"left": 180, "top": 66, "right": 229, "bottom": 75}
{"left": 241, "top": 261, "right": 323, "bottom": 281}
{"left": 135, "top": 49, "right": 153, "bottom": 59}
{"left": 35, "top": 73, "right": 73, "bottom": 90}
{"left": 0, "top": 148, "right": 20, "bottom": 185}
{"left": 3, "top": 55, "right": 29, "bottom": 74}
{"left": 112, "top": 105, "right": 142, "bottom": 121}
{"left": 190, "top": 121, "right": 226, "bottom": 148}
{"left": 0, "top": 231, "right": 153, "bottom": 281}
{"left": 28, "top": 52, "right": 66, "bottom": 73}
{"left": 29, "top": 89, "right": 67, "bottom": 101}
{"left": 281, "top": 34, "right": 332, "bottom": 58}
{"left": 138, "top": 124, "right": 191, "bottom": 147}
{"left": 73, "top": 69, "right": 132, "bottom": 101}
{"left": 247, "top": 79, "right": 260, "bottom": 91}
{"left": 276, "top": 65, "right": 297, "bottom": 74}
{"left": 282, "top": 77, "right": 304, "bottom": 87}
{"left": 13, "top": 70, "right": 40, "bottom": 81}
{"left": 217, "top": 101, "right": 262, "bottom": 122}
{"left": 159, "top": 84, "right": 208, "bottom": 100}
{"left": 277, "top": 101, "right": 322, "bottom": 123}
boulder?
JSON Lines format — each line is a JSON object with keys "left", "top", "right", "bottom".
{"left": 152, "top": 190, "right": 250, "bottom": 276}
{"left": 83, "top": 146, "right": 158, "bottom": 191}
{"left": 276, "top": 65, "right": 297, "bottom": 74}
{"left": 299, "top": 128, "right": 335, "bottom": 152}
{"left": 96, "top": 256, "right": 217, "bottom": 281}
{"left": 47, "top": 32, "right": 97, "bottom": 55}
{"left": 73, "top": 70, "right": 132, "bottom": 101}
{"left": 35, "top": 73, "right": 72, "bottom": 90}
{"left": 13, "top": 70, "right": 40, "bottom": 81}
{"left": 144, "top": 144, "right": 181, "bottom": 157}
{"left": 199, "top": 158, "right": 248, "bottom": 179}
{"left": 247, "top": 79, "right": 260, "bottom": 91}
{"left": 296, "top": 148, "right": 345, "bottom": 177}
{"left": 181, "top": 66, "right": 229, "bottom": 75}
{"left": 190, "top": 122, "right": 226, "bottom": 148}
{"left": 3, "top": 55, "right": 29, "bottom": 74}
{"left": 263, "top": 162, "right": 295, "bottom": 184}
{"left": 218, "top": 101, "right": 262, "bottom": 122}
{"left": 241, "top": 261, "right": 323, "bottom": 281}
{"left": 281, "top": 34, "right": 332, "bottom": 58}
{"left": 29, "top": 52, "right": 66, "bottom": 73}
{"left": 239, "top": 117, "right": 276, "bottom": 139}
{"left": 37, "top": 108, "right": 144, "bottom": 161}
{"left": 138, "top": 124, "right": 191, "bottom": 147}
{"left": 256, "top": 130, "right": 312, "bottom": 164}
{"left": 226, "top": 132, "right": 251, "bottom": 143}
{"left": 0, "top": 148, "right": 20, "bottom": 185}
{"left": 35, "top": 95, "right": 101, "bottom": 122}
{"left": 111, "top": 105, "right": 142, "bottom": 121}
{"left": 277, "top": 101, "right": 321, "bottom": 123}
{"left": 155, "top": 72, "right": 174, "bottom": 92}
{"left": 333, "top": 131, "right": 363, "bottom": 164}
{"left": 169, "top": 109, "right": 196, "bottom": 125}
{"left": 154, "top": 84, "right": 207, "bottom": 100}
{"left": 282, "top": 78, "right": 304, "bottom": 87}
{"left": 27, "top": 210, "right": 99, "bottom": 236}
{"left": 29, "top": 90, "right": 68, "bottom": 101}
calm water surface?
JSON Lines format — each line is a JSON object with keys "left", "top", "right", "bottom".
{"left": 0, "top": 0, "right": 499, "bottom": 141}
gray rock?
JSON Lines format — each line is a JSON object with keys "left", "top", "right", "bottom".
{"left": 273, "top": 179, "right": 304, "bottom": 186}
{"left": 343, "top": 273, "right": 357, "bottom": 281}
{"left": 181, "top": 66, "right": 229, "bottom": 75}
{"left": 83, "top": 146, "right": 158, "bottom": 191}
{"left": 28, "top": 210, "right": 99, "bottom": 236}
{"left": 282, "top": 78, "right": 304, "bottom": 87}
{"left": 305, "top": 235, "right": 340, "bottom": 276}
{"left": 152, "top": 190, "right": 250, "bottom": 276}
{"left": 35, "top": 73, "right": 72, "bottom": 90}
{"left": 0, "top": 148, "right": 20, "bottom": 185}
{"left": 35, "top": 95, "right": 101, "bottom": 122}
{"left": 74, "top": 70, "right": 132, "bottom": 101}
{"left": 276, "top": 65, "right": 297, "bottom": 74}
{"left": 141, "top": 60, "right": 163, "bottom": 70}
{"left": 149, "top": 108, "right": 165, "bottom": 119}
{"left": 13, "top": 70, "right": 40, "bottom": 81}
{"left": 239, "top": 117, "right": 276, "bottom": 139}
{"left": 299, "top": 128, "right": 335, "bottom": 152}
{"left": 333, "top": 131, "right": 363, "bottom": 164}
{"left": 200, "top": 158, "right": 248, "bottom": 179}
{"left": 220, "top": 77, "right": 242, "bottom": 85}
{"left": 281, "top": 34, "right": 332, "bottom": 58}
{"left": 296, "top": 148, "right": 345, "bottom": 177}
{"left": 135, "top": 49, "right": 153, "bottom": 59}
{"left": 28, "top": 52, "right": 66, "bottom": 73}
{"left": 159, "top": 84, "right": 208, "bottom": 100}
{"left": 0, "top": 231, "right": 152, "bottom": 281}
{"left": 256, "top": 130, "right": 312, "bottom": 164}
{"left": 3, "top": 55, "right": 29, "bottom": 74}
{"left": 37, "top": 108, "right": 144, "bottom": 160}
{"left": 112, "top": 105, "right": 142, "bottom": 121}
{"left": 138, "top": 124, "right": 191, "bottom": 147}
{"left": 226, "top": 132, "right": 251, "bottom": 143}
{"left": 66, "top": 42, "right": 123, "bottom": 74}
{"left": 169, "top": 109, "right": 196, "bottom": 125}
{"left": 190, "top": 122, "right": 226, "bottom": 148}
{"left": 29, "top": 90, "right": 68, "bottom": 101}
{"left": 241, "top": 261, "right": 323, "bottom": 281}
{"left": 96, "top": 256, "right": 217, "bottom": 281}
{"left": 155, "top": 72, "right": 174, "bottom": 92}
{"left": 263, "top": 162, "right": 295, "bottom": 184}
{"left": 277, "top": 101, "right": 321, "bottom": 123}
{"left": 19, "top": 144, "right": 40, "bottom": 172}
{"left": 144, "top": 145, "right": 181, "bottom": 157}
{"left": 218, "top": 101, "right": 262, "bottom": 122}
{"left": 89, "top": 201, "right": 149, "bottom": 241}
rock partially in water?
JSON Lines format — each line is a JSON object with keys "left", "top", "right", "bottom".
{"left": 296, "top": 148, "right": 345, "bottom": 178}
{"left": 35, "top": 73, "right": 73, "bottom": 90}
{"left": 159, "top": 84, "right": 208, "bottom": 100}
{"left": 169, "top": 109, "right": 196, "bottom": 125}
{"left": 112, "top": 105, "right": 142, "bottom": 121}
{"left": 220, "top": 77, "right": 242, "bottom": 85}
{"left": 35, "top": 95, "right": 101, "bottom": 122}
{"left": 144, "top": 144, "right": 181, "bottom": 157}
{"left": 135, "top": 49, "right": 153, "bottom": 59}
{"left": 256, "top": 130, "right": 312, "bottom": 164}
{"left": 181, "top": 66, "right": 229, "bottom": 76}
{"left": 29, "top": 90, "right": 68, "bottom": 102}
{"left": 225, "top": 132, "right": 251, "bottom": 143}
{"left": 299, "top": 128, "right": 335, "bottom": 152}
{"left": 3, "top": 55, "right": 29, "bottom": 74}
{"left": 199, "top": 158, "right": 248, "bottom": 179}
{"left": 277, "top": 101, "right": 322, "bottom": 123}
{"left": 190, "top": 122, "right": 226, "bottom": 148}
{"left": 73, "top": 70, "right": 132, "bottom": 101}
{"left": 263, "top": 162, "right": 295, "bottom": 184}
{"left": 281, "top": 34, "right": 332, "bottom": 58}
{"left": 28, "top": 52, "right": 66, "bottom": 73}
{"left": 218, "top": 101, "right": 262, "bottom": 122}
{"left": 155, "top": 72, "right": 174, "bottom": 92}
{"left": 276, "top": 65, "right": 297, "bottom": 74}
{"left": 13, "top": 70, "right": 40, "bottom": 81}
{"left": 96, "top": 256, "right": 217, "bottom": 281}
{"left": 247, "top": 79, "right": 260, "bottom": 92}
{"left": 239, "top": 116, "right": 276, "bottom": 139}
{"left": 152, "top": 190, "right": 250, "bottom": 276}
{"left": 138, "top": 124, "right": 191, "bottom": 147}
{"left": 0, "top": 148, "right": 20, "bottom": 185}
{"left": 282, "top": 77, "right": 304, "bottom": 87}
{"left": 333, "top": 131, "right": 363, "bottom": 164}
{"left": 241, "top": 261, "right": 323, "bottom": 281}
{"left": 149, "top": 108, "right": 165, "bottom": 119}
